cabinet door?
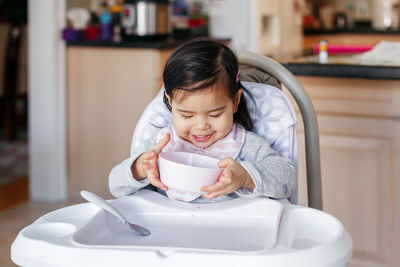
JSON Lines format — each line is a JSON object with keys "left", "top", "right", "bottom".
{"left": 67, "top": 47, "right": 162, "bottom": 199}
{"left": 297, "top": 114, "right": 400, "bottom": 267}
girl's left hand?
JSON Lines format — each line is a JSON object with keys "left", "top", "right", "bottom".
{"left": 201, "top": 158, "right": 255, "bottom": 200}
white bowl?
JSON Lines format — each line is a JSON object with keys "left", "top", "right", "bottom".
{"left": 158, "top": 151, "right": 223, "bottom": 201}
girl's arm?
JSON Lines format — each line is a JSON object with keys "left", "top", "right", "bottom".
{"left": 235, "top": 131, "right": 297, "bottom": 199}
{"left": 201, "top": 131, "right": 296, "bottom": 200}
{"left": 109, "top": 135, "right": 157, "bottom": 198}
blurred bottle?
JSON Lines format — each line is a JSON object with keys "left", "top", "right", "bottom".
{"left": 319, "top": 40, "right": 328, "bottom": 63}
{"left": 171, "top": 0, "right": 190, "bottom": 38}
{"left": 110, "top": 0, "right": 122, "bottom": 42}
{"left": 188, "top": 1, "right": 208, "bottom": 37}
{"left": 99, "top": 1, "right": 112, "bottom": 41}
{"left": 346, "top": 2, "right": 355, "bottom": 29}
{"left": 121, "top": 0, "right": 135, "bottom": 38}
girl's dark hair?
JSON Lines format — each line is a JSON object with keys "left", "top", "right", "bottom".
{"left": 162, "top": 38, "right": 253, "bottom": 131}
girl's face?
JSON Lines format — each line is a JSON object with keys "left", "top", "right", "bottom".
{"left": 168, "top": 88, "right": 241, "bottom": 148}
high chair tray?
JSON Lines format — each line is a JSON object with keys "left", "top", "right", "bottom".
{"left": 72, "top": 190, "right": 283, "bottom": 253}
{"left": 12, "top": 189, "right": 353, "bottom": 267}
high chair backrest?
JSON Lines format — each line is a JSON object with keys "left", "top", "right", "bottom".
{"left": 130, "top": 51, "right": 322, "bottom": 210}
{"left": 237, "top": 51, "right": 322, "bottom": 210}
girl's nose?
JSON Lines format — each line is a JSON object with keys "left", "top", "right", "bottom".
{"left": 195, "top": 117, "right": 209, "bottom": 129}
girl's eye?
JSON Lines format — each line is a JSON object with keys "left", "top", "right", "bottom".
{"left": 181, "top": 114, "right": 193, "bottom": 119}
{"left": 209, "top": 113, "right": 222, "bottom": 118}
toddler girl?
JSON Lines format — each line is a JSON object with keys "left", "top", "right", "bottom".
{"left": 109, "top": 38, "right": 296, "bottom": 202}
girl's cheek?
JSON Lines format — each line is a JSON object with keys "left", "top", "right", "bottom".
{"left": 173, "top": 119, "right": 190, "bottom": 133}
{"left": 217, "top": 114, "right": 233, "bottom": 126}
{"left": 219, "top": 116, "right": 235, "bottom": 133}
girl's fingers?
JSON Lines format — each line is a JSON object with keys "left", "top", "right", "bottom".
{"left": 218, "top": 160, "right": 228, "bottom": 168}
{"left": 201, "top": 167, "right": 236, "bottom": 199}
{"left": 143, "top": 151, "right": 156, "bottom": 160}
{"left": 201, "top": 179, "right": 228, "bottom": 194}
{"left": 140, "top": 134, "right": 171, "bottom": 191}
{"left": 142, "top": 163, "right": 150, "bottom": 170}
{"left": 143, "top": 155, "right": 168, "bottom": 189}
{"left": 151, "top": 179, "right": 167, "bottom": 190}
{"left": 141, "top": 158, "right": 156, "bottom": 170}
{"left": 141, "top": 158, "right": 157, "bottom": 176}
{"left": 203, "top": 192, "right": 220, "bottom": 200}
{"left": 149, "top": 175, "right": 168, "bottom": 191}
{"left": 203, "top": 186, "right": 229, "bottom": 200}
{"left": 218, "top": 157, "right": 234, "bottom": 168}
{"left": 201, "top": 168, "right": 231, "bottom": 191}
{"left": 142, "top": 150, "right": 159, "bottom": 169}
{"left": 151, "top": 134, "right": 170, "bottom": 154}
{"left": 147, "top": 168, "right": 168, "bottom": 191}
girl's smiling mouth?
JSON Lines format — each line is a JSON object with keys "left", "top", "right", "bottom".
{"left": 192, "top": 134, "right": 212, "bottom": 142}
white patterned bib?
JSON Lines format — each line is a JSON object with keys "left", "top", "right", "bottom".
{"left": 156, "top": 123, "right": 245, "bottom": 160}
{"left": 156, "top": 123, "right": 246, "bottom": 201}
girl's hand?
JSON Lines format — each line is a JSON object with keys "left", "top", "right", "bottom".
{"left": 131, "top": 134, "right": 170, "bottom": 191}
{"left": 201, "top": 158, "right": 255, "bottom": 200}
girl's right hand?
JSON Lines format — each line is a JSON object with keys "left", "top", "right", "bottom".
{"left": 132, "top": 134, "right": 170, "bottom": 191}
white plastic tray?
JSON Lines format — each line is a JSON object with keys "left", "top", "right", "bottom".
{"left": 12, "top": 189, "right": 353, "bottom": 267}
{"left": 73, "top": 191, "right": 283, "bottom": 253}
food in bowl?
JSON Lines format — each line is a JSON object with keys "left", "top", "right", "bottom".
{"left": 158, "top": 151, "right": 223, "bottom": 202}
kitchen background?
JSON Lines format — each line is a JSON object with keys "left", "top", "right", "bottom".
{"left": 1, "top": 0, "right": 400, "bottom": 266}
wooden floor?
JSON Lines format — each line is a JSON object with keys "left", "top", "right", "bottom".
{"left": 0, "top": 199, "right": 80, "bottom": 267}
{"left": 0, "top": 178, "right": 29, "bottom": 212}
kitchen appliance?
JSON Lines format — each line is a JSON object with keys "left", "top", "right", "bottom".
{"left": 208, "top": 0, "right": 304, "bottom": 57}
{"left": 121, "top": 0, "right": 171, "bottom": 39}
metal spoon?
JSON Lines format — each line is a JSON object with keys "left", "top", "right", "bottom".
{"left": 80, "top": 190, "right": 150, "bottom": 236}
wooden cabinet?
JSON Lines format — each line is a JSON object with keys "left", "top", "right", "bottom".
{"left": 66, "top": 47, "right": 174, "bottom": 199}
{"left": 289, "top": 77, "right": 400, "bottom": 267}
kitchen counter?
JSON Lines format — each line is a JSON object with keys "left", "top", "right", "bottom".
{"left": 67, "top": 38, "right": 187, "bottom": 49}
{"left": 67, "top": 38, "right": 400, "bottom": 80}
{"left": 304, "top": 28, "right": 400, "bottom": 35}
{"left": 66, "top": 37, "right": 230, "bottom": 49}
{"left": 302, "top": 31, "right": 400, "bottom": 55}
{"left": 282, "top": 54, "right": 400, "bottom": 80}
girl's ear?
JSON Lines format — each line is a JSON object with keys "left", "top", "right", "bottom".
{"left": 166, "top": 93, "right": 172, "bottom": 107}
{"left": 234, "top": 89, "right": 242, "bottom": 113}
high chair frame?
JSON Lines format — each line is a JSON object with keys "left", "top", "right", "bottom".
{"left": 237, "top": 51, "right": 322, "bottom": 210}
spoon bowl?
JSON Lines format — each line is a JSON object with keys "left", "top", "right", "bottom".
{"left": 80, "top": 190, "right": 150, "bottom": 236}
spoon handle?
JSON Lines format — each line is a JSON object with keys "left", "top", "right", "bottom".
{"left": 80, "top": 190, "right": 127, "bottom": 224}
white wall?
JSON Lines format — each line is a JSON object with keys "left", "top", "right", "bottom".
{"left": 28, "top": 0, "right": 67, "bottom": 202}
{"left": 208, "top": 0, "right": 253, "bottom": 51}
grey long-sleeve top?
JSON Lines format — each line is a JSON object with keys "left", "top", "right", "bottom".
{"left": 109, "top": 130, "right": 297, "bottom": 201}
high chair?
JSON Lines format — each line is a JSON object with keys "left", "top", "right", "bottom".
{"left": 128, "top": 50, "right": 322, "bottom": 209}
{"left": 11, "top": 51, "right": 351, "bottom": 267}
